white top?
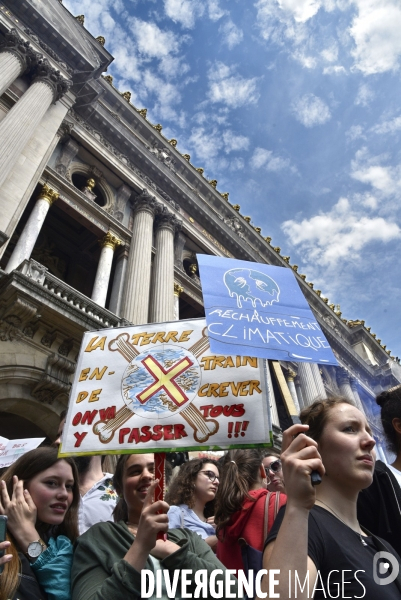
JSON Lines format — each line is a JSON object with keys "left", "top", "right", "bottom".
{"left": 387, "top": 464, "right": 401, "bottom": 488}
{"left": 167, "top": 504, "right": 215, "bottom": 539}
{"left": 78, "top": 473, "right": 118, "bottom": 535}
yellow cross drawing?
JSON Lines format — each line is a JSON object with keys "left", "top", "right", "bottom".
{"left": 137, "top": 355, "right": 193, "bottom": 406}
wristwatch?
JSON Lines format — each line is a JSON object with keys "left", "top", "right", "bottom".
{"left": 26, "top": 539, "right": 46, "bottom": 561}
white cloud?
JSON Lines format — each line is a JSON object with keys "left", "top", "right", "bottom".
{"left": 292, "top": 93, "right": 331, "bottom": 127}
{"left": 219, "top": 19, "right": 244, "bottom": 49}
{"left": 349, "top": 0, "right": 401, "bottom": 74}
{"left": 222, "top": 130, "right": 250, "bottom": 152}
{"left": 346, "top": 125, "right": 365, "bottom": 141}
{"left": 323, "top": 65, "right": 346, "bottom": 74}
{"left": 292, "top": 51, "right": 317, "bottom": 69}
{"left": 282, "top": 197, "right": 400, "bottom": 267}
{"left": 350, "top": 147, "right": 401, "bottom": 196}
{"left": 207, "top": 62, "right": 260, "bottom": 109}
{"left": 355, "top": 83, "right": 374, "bottom": 107}
{"left": 163, "top": 0, "right": 204, "bottom": 28}
{"left": 277, "top": 0, "right": 323, "bottom": 23}
{"left": 129, "top": 18, "right": 180, "bottom": 58}
{"left": 321, "top": 43, "right": 338, "bottom": 62}
{"left": 372, "top": 115, "right": 401, "bottom": 135}
{"left": 250, "top": 147, "right": 291, "bottom": 171}
{"left": 207, "top": 0, "right": 227, "bottom": 21}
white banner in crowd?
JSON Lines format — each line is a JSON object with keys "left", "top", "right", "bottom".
{"left": 59, "top": 318, "right": 272, "bottom": 456}
{"left": 0, "top": 436, "right": 45, "bottom": 468}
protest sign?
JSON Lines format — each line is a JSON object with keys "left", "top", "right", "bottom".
{"left": 59, "top": 318, "right": 272, "bottom": 457}
{"left": 0, "top": 436, "right": 45, "bottom": 468}
{"left": 197, "top": 255, "right": 337, "bottom": 365}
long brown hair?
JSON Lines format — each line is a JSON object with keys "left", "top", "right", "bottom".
{"left": 165, "top": 458, "right": 218, "bottom": 519}
{"left": 0, "top": 447, "right": 79, "bottom": 600}
{"left": 214, "top": 449, "right": 263, "bottom": 536}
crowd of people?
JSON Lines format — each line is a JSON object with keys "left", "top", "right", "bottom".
{"left": 0, "top": 384, "right": 400, "bottom": 599}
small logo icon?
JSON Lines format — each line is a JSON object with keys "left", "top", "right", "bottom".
{"left": 373, "top": 551, "right": 399, "bottom": 586}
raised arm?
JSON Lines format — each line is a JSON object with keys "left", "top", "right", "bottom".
{"left": 257, "top": 424, "right": 324, "bottom": 600}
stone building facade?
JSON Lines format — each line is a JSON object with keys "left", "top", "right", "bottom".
{"left": 0, "top": 0, "right": 400, "bottom": 455}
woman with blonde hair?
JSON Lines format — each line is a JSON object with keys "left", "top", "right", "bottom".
{"left": 0, "top": 446, "right": 79, "bottom": 600}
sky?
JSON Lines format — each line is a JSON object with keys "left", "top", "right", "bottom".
{"left": 63, "top": 0, "right": 401, "bottom": 361}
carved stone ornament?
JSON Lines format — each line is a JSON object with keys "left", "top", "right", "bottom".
{"left": 56, "top": 121, "right": 74, "bottom": 139}
{"left": 323, "top": 315, "right": 342, "bottom": 338}
{"left": 18, "top": 258, "right": 48, "bottom": 284}
{"left": 32, "top": 58, "right": 72, "bottom": 102}
{"left": 122, "top": 91, "right": 131, "bottom": 102}
{"left": 32, "top": 353, "right": 75, "bottom": 405}
{"left": 55, "top": 137, "right": 79, "bottom": 177}
{"left": 174, "top": 283, "right": 184, "bottom": 296}
{"left": 68, "top": 110, "right": 178, "bottom": 207}
{"left": 39, "top": 184, "right": 59, "bottom": 205}
{"left": 21, "top": 26, "right": 73, "bottom": 76}
{"left": 111, "top": 184, "right": 132, "bottom": 222}
{"left": 155, "top": 208, "right": 182, "bottom": 232}
{"left": 0, "top": 294, "right": 41, "bottom": 342}
{"left": 132, "top": 189, "right": 159, "bottom": 215}
{"left": 148, "top": 144, "right": 176, "bottom": 170}
{"left": 103, "top": 74, "right": 113, "bottom": 84}
{"left": 0, "top": 28, "right": 41, "bottom": 72}
{"left": 96, "top": 36, "right": 106, "bottom": 46}
{"left": 222, "top": 215, "right": 244, "bottom": 236}
{"left": 100, "top": 232, "right": 122, "bottom": 251}
{"left": 138, "top": 108, "right": 147, "bottom": 118}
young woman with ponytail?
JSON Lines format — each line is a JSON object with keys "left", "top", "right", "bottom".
{"left": 214, "top": 449, "right": 286, "bottom": 572}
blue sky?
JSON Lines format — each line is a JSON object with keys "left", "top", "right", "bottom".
{"left": 64, "top": 0, "right": 401, "bottom": 360}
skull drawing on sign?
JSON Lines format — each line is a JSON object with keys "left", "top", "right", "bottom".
{"left": 224, "top": 268, "right": 280, "bottom": 308}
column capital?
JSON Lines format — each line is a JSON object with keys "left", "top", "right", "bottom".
{"left": 174, "top": 283, "right": 184, "bottom": 297}
{"left": 155, "top": 208, "right": 182, "bottom": 232}
{"left": 286, "top": 369, "right": 296, "bottom": 382}
{"left": 0, "top": 28, "right": 41, "bottom": 72}
{"left": 100, "top": 232, "right": 122, "bottom": 251}
{"left": 38, "top": 184, "right": 59, "bottom": 205}
{"left": 132, "top": 189, "right": 159, "bottom": 216}
{"left": 31, "top": 58, "right": 72, "bottom": 102}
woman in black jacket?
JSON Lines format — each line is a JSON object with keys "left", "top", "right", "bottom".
{"left": 357, "top": 383, "right": 401, "bottom": 557}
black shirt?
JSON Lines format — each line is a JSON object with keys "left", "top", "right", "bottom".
{"left": 265, "top": 505, "right": 401, "bottom": 599}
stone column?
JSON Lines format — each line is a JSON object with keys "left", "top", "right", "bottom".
{"left": 294, "top": 376, "right": 305, "bottom": 411}
{"left": 350, "top": 377, "right": 365, "bottom": 413}
{"left": 336, "top": 367, "right": 356, "bottom": 404}
{"left": 297, "top": 362, "right": 319, "bottom": 406}
{"left": 109, "top": 248, "right": 128, "bottom": 316}
{"left": 150, "top": 211, "right": 181, "bottom": 323}
{"left": 286, "top": 369, "right": 300, "bottom": 413}
{"left": 121, "top": 191, "right": 159, "bottom": 325}
{"left": 174, "top": 230, "right": 186, "bottom": 268}
{"left": 91, "top": 233, "right": 122, "bottom": 308}
{"left": 0, "top": 58, "right": 71, "bottom": 188}
{"left": 173, "top": 283, "right": 183, "bottom": 321}
{"left": 0, "top": 29, "right": 38, "bottom": 97}
{"left": 311, "top": 363, "right": 327, "bottom": 399}
{"left": 5, "top": 184, "right": 59, "bottom": 273}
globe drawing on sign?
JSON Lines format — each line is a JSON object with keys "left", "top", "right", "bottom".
{"left": 224, "top": 268, "right": 280, "bottom": 309}
{"left": 122, "top": 345, "right": 201, "bottom": 420}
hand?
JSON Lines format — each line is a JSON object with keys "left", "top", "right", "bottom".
{"left": 0, "top": 477, "right": 39, "bottom": 551}
{"left": 206, "top": 516, "right": 216, "bottom": 529}
{"left": 0, "top": 540, "right": 12, "bottom": 568}
{"left": 280, "top": 424, "right": 325, "bottom": 511}
{"left": 134, "top": 480, "right": 169, "bottom": 555}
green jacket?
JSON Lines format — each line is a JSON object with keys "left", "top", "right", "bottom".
{"left": 71, "top": 520, "right": 242, "bottom": 600}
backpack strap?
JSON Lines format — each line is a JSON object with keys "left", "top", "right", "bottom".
{"left": 263, "top": 492, "right": 272, "bottom": 540}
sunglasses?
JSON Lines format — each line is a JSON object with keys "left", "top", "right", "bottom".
{"left": 265, "top": 459, "right": 282, "bottom": 474}
{"left": 200, "top": 470, "right": 220, "bottom": 483}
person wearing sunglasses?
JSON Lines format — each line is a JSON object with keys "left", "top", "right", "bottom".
{"left": 166, "top": 458, "right": 220, "bottom": 551}
{"left": 214, "top": 449, "right": 286, "bottom": 572}
{"left": 262, "top": 452, "right": 286, "bottom": 493}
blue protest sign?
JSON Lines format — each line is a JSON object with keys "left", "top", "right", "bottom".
{"left": 197, "top": 255, "right": 338, "bottom": 365}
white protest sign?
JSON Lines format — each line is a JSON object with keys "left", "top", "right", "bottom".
{"left": 0, "top": 436, "right": 45, "bottom": 468}
{"left": 59, "top": 318, "right": 272, "bottom": 456}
